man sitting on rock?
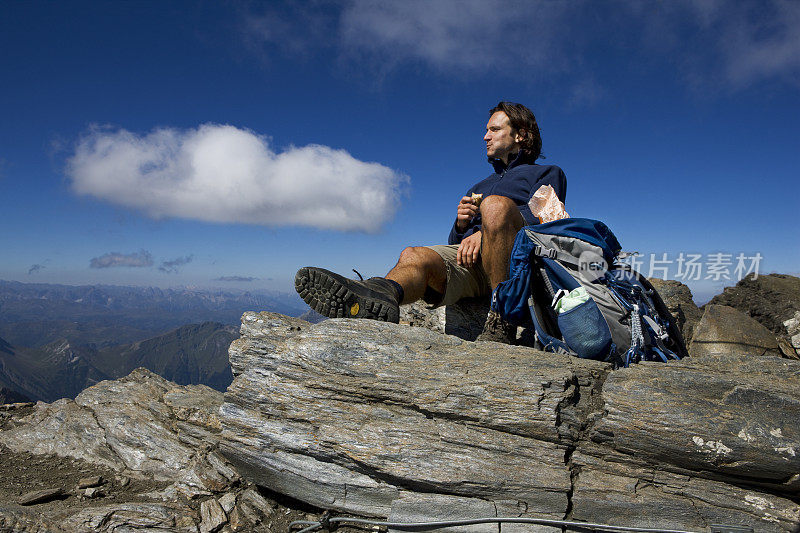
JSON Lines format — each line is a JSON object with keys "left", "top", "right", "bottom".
{"left": 295, "top": 101, "right": 567, "bottom": 343}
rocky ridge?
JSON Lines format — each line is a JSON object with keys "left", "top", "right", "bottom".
{"left": 217, "top": 311, "right": 800, "bottom": 532}
{"left": 1, "top": 276, "right": 800, "bottom": 532}
{"left": 0, "top": 369, "right": 307, "bottom": 532}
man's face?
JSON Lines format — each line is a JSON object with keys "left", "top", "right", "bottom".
{"left": 484, "top": 111, "right": 522, "bottom": 164}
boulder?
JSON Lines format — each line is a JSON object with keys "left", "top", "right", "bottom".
{"left": 707, "top": 273, "right": 800, "bottom": 356}
{"left": 647, "top": 278, "right": 703, "bottom": 346}
{"left": 690, "top": 304, "right": 784, "bottom": 358}
{"left": 0, "top": 368, "right": 283, "bottom": 531}
{"left": 221, "top": 312, "right": 600, "bottom": 518}
{"left": 220, "top": 311, "right": 800, "bottom": 532}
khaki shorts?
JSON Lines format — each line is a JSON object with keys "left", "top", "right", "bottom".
{"left": 424, "top": 244, "right": 491, "bottom": 307}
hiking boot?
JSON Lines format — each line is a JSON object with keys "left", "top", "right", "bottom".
{"left": 475, "top": 310, "right": 517, "bottom": 344}
{"left": 295, "top": 267, "right": 401, "bottom": 323}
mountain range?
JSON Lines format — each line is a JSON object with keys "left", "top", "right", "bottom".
{"left": 0, "top": 280, "right": 309, "bottom": 402}
{"left": 0, "top": 322, "right": 238, "bottom": 402}
{"left": 0, "top": 279, "right": 305, "bottom": 348}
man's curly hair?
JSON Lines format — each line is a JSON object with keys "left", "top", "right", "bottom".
{"left": 489, "top": 101, "right": 542, "bottom": 161}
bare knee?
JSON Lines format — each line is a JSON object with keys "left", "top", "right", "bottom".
{"left": 397, "top": 246, "right": 442, "bottom": 270}
{"left": 480, "top": 195, "right": 523, "bottom": 232}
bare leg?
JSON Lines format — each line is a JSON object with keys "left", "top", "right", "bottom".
{"left": 479, "top": 195, "right": 525, "bottom": 289}
{"left": 385, "top": 247, "right": 447, "bottom": 304}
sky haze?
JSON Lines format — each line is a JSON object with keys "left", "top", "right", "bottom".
{"left": 2, "top": 0, "right": 798, "bottom": 303}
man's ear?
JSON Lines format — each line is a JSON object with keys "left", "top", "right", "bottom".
{"left": 514, "top": 129, "right": 526, "bottom": 143}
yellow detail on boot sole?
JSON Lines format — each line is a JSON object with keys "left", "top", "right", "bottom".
{"left": 350, "top": 303, "right": 359, "bottom": 315}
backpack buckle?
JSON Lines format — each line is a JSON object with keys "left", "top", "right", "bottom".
{"left": 534, "top": 245, "right": 558, "bottom": 259}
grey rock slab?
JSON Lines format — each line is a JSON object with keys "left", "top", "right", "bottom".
{"left": 0, "top": 367, "right": 239, "bottom": 500}
{"left": 570, "top": 447, "right": 800, "bottom": 532}
{"left": 590, "top": 354, "right": 800, "bottom": 493}
{"left": 0, "top": 398, "right": 124, "bottom": 470}
{"left": 58, "top": 502, "right": 199, "bottom": 532}
{"left": 74, "top": 369, "right": 207, "bottom": 479}
{"left": 388, "top": 492, "right": 498, "bottom": 533}
{"left": 221, "top": 317, "right": 609, "bottom": 517}
{"left": 200, "top": 498, "right": 228, "bottom": 533}
{"left": 226, "top": 317, "right": 608, "bottom": 442}
{"left": 18, "top": 487, "right": 64, "bottom": 505}
{"left": 219, "top": 492, "right": 237, "bottom": 514}
{"left": 0, "top": 505, "right": 57, "bottom": 532}
{"left": 220, "top": 431, "right": 399, "bottom": 517}
{"left": 163, "top": 384, "right": 224, "bottom": 431}
{"left": 493, "top": 499, "right": 561, "bottom": 533}
{"left": 691, "top": 304, "right": 784, "bottom": 358}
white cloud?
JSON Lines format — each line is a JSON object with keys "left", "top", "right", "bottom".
{"left": 636, "top": 0, "right": 800, "bottom": 91}
{"left": 214, "top": 276, "right": 258, "bottom": 282}
{"left": 90, "top": 250, "right": 153, "bottom": 269}
{"left": 159, "top": 255, "right": 193, "bottom": 274}
{"left": 714, "top": 1, "right": 800, "bottom": 88}
{"left": 67, "top": 124, "right": 407, "bottom": 232}
{"left": 339, "top": 0, "right": 571, "bottom": 74}
{"left": 242, "top": 0, "right": 800, "bottom": 94}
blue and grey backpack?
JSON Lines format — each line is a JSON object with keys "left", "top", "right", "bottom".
{"left": 492, "top": 218, "right": 688, "bottom": 367}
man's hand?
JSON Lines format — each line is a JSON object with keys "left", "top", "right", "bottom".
{"left": 456, "top": 196, "right": 480, "bottom": 232}
{"left": 457, "top": 231, "right": 481, "bottom": 268}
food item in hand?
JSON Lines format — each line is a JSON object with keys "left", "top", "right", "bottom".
{"left": 471, "top": 193, "right": 483, "bottom": 206}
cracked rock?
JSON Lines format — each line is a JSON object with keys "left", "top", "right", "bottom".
{"left": 200, "top": 498, "right": 227, "bottom": 533}
{"left": 0, "top": 368, "right": 237, "bottom": 530}
{"left": 220, "top": 311, "right": 800, "bottom": 533}
{"left": 220, "top": 314, "right": 606, "bottom": 517}
{"left": 218, "top": 492, "right": 237, "bottom": 513}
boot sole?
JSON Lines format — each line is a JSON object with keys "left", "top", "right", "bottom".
{"left": 295, "top": 267, "right": 400, "bottom": 323}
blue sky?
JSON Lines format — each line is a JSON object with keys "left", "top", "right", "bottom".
{"left": 1, "top": 0, "right": 798, "bottom": 303}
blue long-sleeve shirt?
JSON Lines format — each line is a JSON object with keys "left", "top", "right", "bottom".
{"left": 448, "top": 152, "right": 568, "bottom": 245}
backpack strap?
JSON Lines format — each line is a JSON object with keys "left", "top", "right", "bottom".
{"left": 531, "top": 244, "right": 580, "bottom": 267}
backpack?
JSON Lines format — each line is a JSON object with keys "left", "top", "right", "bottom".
{"left": 491, "top": 218, "right": 688, "bottom": 367}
